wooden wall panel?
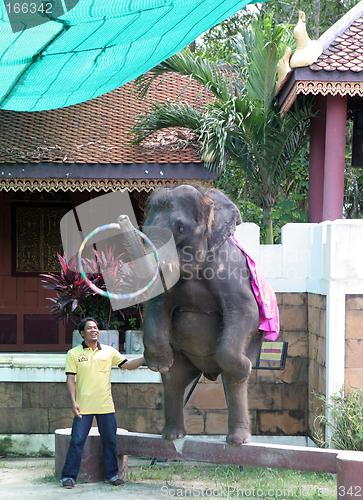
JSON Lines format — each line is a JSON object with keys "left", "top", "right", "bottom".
{"left": 3, "top": 242, "right": 11, "bottom": 272}
{"left": 2, "top": 275, "right": 17, "bottom": 307}
{"left": 3, "top": 204, "right": 11, "bottom": 238}
{"left": 24, "top": 291, "right": 38, "bottom": 308}
{"left": 0, "top": 314, "right": 17, "bottom": 344}
{"left": 23, "top": 314, "right": 59, "bottom": 344}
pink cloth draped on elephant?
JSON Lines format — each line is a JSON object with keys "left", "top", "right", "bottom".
{"left": 230, "top": 235, "right": 280, "bottom": 341}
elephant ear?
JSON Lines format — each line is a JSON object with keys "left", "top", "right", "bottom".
{"left": 205, "top": 189, "right": 242, "bottom": 251}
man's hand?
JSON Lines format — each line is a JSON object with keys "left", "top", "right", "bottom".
{"left": 66, "top": 374, "right": 82, "bottom": 418}
{"left": 71, "top": 402, "right": 82, "bottom": 418}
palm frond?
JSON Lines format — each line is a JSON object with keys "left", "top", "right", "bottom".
{"left": 129, "top": 102, "right": 203, "bottom": 145}
{"left": 264, "top": 96, "right": 317, "bottom": 183}
{"left": 129, "top": 15, "right": 314, "bottom": 237}
{"left": 197, "top": 96, "right": 263, "bottom": 172}
{"left": 238, "top": 15, "right": 286, "bottom": 112}
{"left": 133, "top": 49, "right": 242, "bottom": 103}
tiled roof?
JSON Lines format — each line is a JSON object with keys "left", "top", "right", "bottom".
{"left": 0, "top": 76, "right": 208, "bottom": 165}
{"left": 310, "top": 15, "right": 363, "bottom": 73}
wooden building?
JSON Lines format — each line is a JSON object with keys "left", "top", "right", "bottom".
{"left": 0, "top": 77, "right": 216, "bottom": 352}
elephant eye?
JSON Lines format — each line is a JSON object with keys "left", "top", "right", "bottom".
{"left": 174, "top": 220, "right": 186, "bottom": 233}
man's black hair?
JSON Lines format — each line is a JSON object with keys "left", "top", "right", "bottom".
{"left": 78, "top": 318, "right": 98, "bottom": 335}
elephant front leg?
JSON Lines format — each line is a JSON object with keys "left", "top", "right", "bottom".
{"left": 223, "top": 375, "right": 251, "bottom": 445}
{"left": 161, "top": 350, "right": 201, "bottom": 440}
{"left": 143, "top": 296, "right": 174, "bottom": 373}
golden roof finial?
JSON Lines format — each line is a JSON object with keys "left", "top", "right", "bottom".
{"left": 276, "top": 46, "right": 292, "bottom": 90}
{"left": 290, "top": 11, "right": 323, "bottom": 68}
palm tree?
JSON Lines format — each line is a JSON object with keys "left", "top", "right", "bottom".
{"left": 130, "top": 15, "right": 315, "bottom": 243}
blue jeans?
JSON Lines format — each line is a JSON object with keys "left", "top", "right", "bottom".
{"left": 61, "top": 413, "right": 119, "bottom": 483}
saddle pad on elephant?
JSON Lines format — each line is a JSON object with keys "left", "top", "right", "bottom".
{"left": 230, "top": 235, "right": 280, "bottom": 341}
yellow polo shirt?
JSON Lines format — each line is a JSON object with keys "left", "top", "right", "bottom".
{"left": 65, "top": 342, "right": 127, "bottom": 415}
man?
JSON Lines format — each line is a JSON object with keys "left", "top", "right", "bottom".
{"left": 61, "top": 317, "right": 145, "bottom": 489}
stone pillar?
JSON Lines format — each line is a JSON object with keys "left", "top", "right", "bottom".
{"left": 55, "top": 428, "right": 128, "bottom": 483}
{"left": 336, "top": 451, "right": 363, "bottom": 499}
{"left": 345, "top": 294, "right": 363, "bottom": 391}
{"left": 308, "top": 95, "right": 326, "bottom": 223}
{"left": 322, "top": 94, "right": 347, "bottom": 221}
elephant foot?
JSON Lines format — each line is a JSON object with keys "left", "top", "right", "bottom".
{"left": 162, "top": 424, "right": 187, "bottom": 441}
{"left": 145, "top": 347, "right": 174, "bottom": 373}
{"left": 227, "top": 427, "right": 251, "bottom": 446}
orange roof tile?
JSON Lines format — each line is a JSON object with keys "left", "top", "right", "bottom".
{"left": 310, "top": 15, "right": 363, "bottom": 73}
{"left": 0, "top": 76, "right": 209, "bottom": 166}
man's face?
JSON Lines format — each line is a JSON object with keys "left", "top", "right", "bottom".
{"left": 81, "top": 320, "right": 99, "bottom": 344}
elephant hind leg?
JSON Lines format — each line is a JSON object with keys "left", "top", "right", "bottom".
{"left": 218, "top": 330, "right": 263, "bottom": 445}
{"left": 222, "top": 376, "right": 251, "bottom": 445}
{"left": 216, "top": 346, "right": 252, "bottom": 385}
{"left": 161, "top": 350, "right": 201, "bottom": 440}
{"left": 216, "top": 328, "right": 263, "bottom": 385}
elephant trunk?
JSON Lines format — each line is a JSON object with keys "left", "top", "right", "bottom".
{"left": 117, "top": 215, "right": 156, "bottom": 279}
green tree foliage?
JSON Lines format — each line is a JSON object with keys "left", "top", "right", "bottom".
{"left": 130, "top": 15, "right": 316, "bottom": 243}
{"left": 191, "top": 0, "right": 362, "bottom": 237}
{"left": 259, "top": 0, "right": 361, "bottom": 38}
{"left": 344, "top": 118, "right": 363, "bottom": 218}
{"left": 193, "top": 9, "right": 256, "bottom": 63}
{"left": 216, "top": 148, "right": 309, "bottom": 243}
{"left": 197, "top": 0, "right": 361, "bottom": 57}
{"left": 345, "top": 167, "right": 363, "bottom": 218}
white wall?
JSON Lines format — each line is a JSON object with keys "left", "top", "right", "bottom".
{"left": 235, "top": 219, "right": 363, "bottom": 408}
{"left": 235, "top": 219, "right": 363, "bottom": 291}
{"left": 0, "top": 353, "right": 161, "bottom": 383}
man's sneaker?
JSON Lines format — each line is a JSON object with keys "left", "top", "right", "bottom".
{"left": 108, "top": 478, "right": 125, "bottom": 486}
{"left": 62, "top": 479, "right": 74, "bottom": 489}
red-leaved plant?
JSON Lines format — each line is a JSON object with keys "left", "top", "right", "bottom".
{"left": 41, "top": 246, "right": 137, "bottom": 330}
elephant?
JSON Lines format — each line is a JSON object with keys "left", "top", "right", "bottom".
{"left": 142, "top": 184, "right": 263, "bottom": 445}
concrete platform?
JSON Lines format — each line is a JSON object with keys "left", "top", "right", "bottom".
{"left": 55, "top": 427, "right": 128, "bottom": 482}
{"left": 117, "top": 431, "right": 363, "bottom": 500}
{"left": 55, "top": 429, "right": 363, "bottom": 499}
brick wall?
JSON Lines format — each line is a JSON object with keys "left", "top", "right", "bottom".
{"left": 1, "top": 293, "right": 322, "bottom": 438}
{"left": 251, "top": 292, "right": 309, "bottom": 436}
{"left": 307, "top": 293, "right": 326, "bottom": 439}
{"left": 183, "top": 293, "right": 310, "bottom": 437}
{"left": 345, "top": 295, "right": 363, "bottom": 392}
{"left": 0, "top": 381, "right": 164, "bottom": 435}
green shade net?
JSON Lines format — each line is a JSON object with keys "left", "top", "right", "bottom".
{"left": 0, "top": 0, "right": 264, "bottom": 111}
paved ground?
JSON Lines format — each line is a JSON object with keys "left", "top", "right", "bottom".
{"left": 0, "top": 457, "right": 169, "bottom": 500}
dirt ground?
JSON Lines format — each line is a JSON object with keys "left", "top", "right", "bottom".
{"left": 0, "top": 457, "right": 170, "bottom": 500}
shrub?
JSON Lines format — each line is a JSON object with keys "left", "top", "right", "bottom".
{"left": 313, "top": 387, "right": 363, "bottom": 451}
